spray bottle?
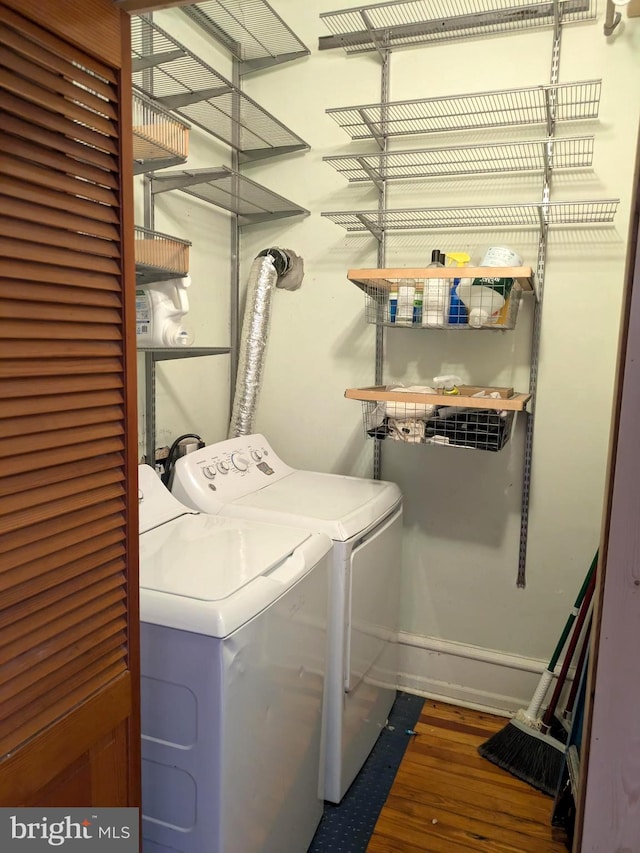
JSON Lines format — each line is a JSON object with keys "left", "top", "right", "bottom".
{"left": 136, "top": 275, "right": 194, "bottom": 347}
{"left": 433, "top": 374, "right": 463, "bottom": 395}
{"left": 445, "top": 253, "right": 470, "bottom": 325}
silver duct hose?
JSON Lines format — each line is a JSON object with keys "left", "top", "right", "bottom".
{"left": 228, "top": 248, "right": 304, "bottom": 438}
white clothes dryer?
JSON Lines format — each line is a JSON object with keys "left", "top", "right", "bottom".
{"left": 172, "top": 434, "right": 403, "bottom": 804}
{"left": 138, "top": 465, "right": 332, "bottom": 853}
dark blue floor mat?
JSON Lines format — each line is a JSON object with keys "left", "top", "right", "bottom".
{"left": 308, "top": 691, "right": 424, "bottom": 853}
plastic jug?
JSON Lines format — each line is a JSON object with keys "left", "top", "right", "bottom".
{"left": 456, "top": 280, "right": 505, "bottom": 327}
{"left": 136, "top": 275, "right": 193, "bottom": 347}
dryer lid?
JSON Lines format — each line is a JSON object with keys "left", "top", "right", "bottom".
{"left": 229, "top": 470, "right": 402, "bottom": 541}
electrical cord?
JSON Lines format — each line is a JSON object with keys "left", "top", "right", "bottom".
{"left": 161, "top": 433, "right": 204, "bottom": 487}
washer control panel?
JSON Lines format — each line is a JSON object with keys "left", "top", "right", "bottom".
{"left": 173, "top": 433, "right": 294, "bottom": 505}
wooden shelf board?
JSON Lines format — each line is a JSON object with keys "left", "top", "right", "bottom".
{"left": 345, "top": 385, "right": 531, "bottom": 411}
{"left": 348, "top": 266, "right": 533, "bottom": 291}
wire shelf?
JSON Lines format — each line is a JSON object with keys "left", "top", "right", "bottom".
{"left": 131, "top": 16, "right": 309, "bottom": 162}
{"left": 135, "top": 226, "right": 191, "bottom": 282}
{"left": 319, "top": 0, "right": 596, "bottom": 53}
{"left": 151, "top": 166, "right": 309, "bottom": 226}
{"left": 346, "top": 385, "right": 528, "bottom": 451}
{"left": 327, "top": 81, "right": 601, "bottom": 141}
{"left": 182, "top": 0, "right": 309, "bottom": 73}
{"left": 322, "top": 199, "right": 619, "bottom": 236}
{"left": 132, "top": 90, "right": 190, "bottom": 174}
{"left": 139, "top": 346, "right": 231, "bottom": 361}
{"left": 324, "top": 136, "right": 594, "bottom": 183}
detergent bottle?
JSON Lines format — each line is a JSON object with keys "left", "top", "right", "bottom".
{"left": 456, "top": 280, "right": 506, "bottom": 328}
{"left": 445, "top": 253, "right": 470, "bottom": 325}
{"left": 136, "top": 275, "right": 194, "bottom": 347}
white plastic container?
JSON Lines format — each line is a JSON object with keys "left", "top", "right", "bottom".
{"left": 456, "top": 281, "right": 505, "bottom": 327}
{"left": 136, "top": 275, "right": 193, "bottom": 347}
{"left": 422, "top": 280, "right": 450, "bottom": 327}
{"left": 480, "top": 246, "right": 523, "bottom": 267}
{"left": 396, "top": 282, "right": 416, "bottom": 326}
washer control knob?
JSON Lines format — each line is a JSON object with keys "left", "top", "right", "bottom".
{"left": 202, "top": 466, "right": 216, "bottom": 480}
{"left": 217, "top": 461, "right": 230, "bottom": 474}
{"left": 250, "top": 449, "right": 263, "bottom": 462}
{"left": 231, "top": 453, "right": 249, "bottom": 472}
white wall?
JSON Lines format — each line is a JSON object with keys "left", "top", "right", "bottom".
{"left": 138, "top": 2, "right": 640, "bottom": 711}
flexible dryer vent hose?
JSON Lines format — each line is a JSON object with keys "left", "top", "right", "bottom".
{"left": 228, "top": 248, "right": 304, "bottom": 438}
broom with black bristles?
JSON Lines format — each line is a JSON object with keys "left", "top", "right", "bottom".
{"left": 478, "top": 553, "right": 598, "bottom": 796}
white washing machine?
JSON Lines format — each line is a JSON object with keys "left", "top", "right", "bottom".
{"left": 172, "top": 434, "right": 403, "bottom": 804}
{"left": 138, "top": 464, "right": 332, "bottom": 853}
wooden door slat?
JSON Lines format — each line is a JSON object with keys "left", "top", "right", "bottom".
{"left": 1, "top": 653, "right": 127, "bottom": 751}
{"left": 0, "top": 605, "right": 127, "bottom": 681}
{"left": 0, "top": 281, "right": 122, "bottom": 309}
{"left": 0, "top": 358, "right": 123, "bottom": 379}
{"left": 0, "top": 437, "right": 125, "bottom": 479}
{"left": 0, "top": 628, "right": 128, "bottom": 717}
{"left": 0, "top": 659, "right": 127, "bottom": 758}
{"left": 0, "top": 318, "right": 123, "bottom": 342}
{"left": 3, "top": 582, "right": 126, "bottom": 659}
{"left": 0, "top": 466, "right": 124, "bottom": 518}
{"left": 0, "top": 44, "right": 117, "bottom": 121}
{"left": 2, "top": 134, "right": 118, "bottom": 189}
{"left": 3, "top": 566, "right": 126, "bottom": 642}
{"left": 0, "top": 240, "right": 120, "bottom": 274}
{"left": 4, "top": 198, "right": 120, "bottom": 242}
{"left": 0, "top": 67, "right": 117, "bottom": 138}
{"left": 0, "top": 178, "right": 119, "bottom": 227}
{"left": 1, "top": 542, "right": 125, "bottom": 608}
{"left": 0, "top": 452, "right": 124, "bottom": 500}
{"left": 0, "top": 422, "right": 124, "bottom": 464}
{"left": 0, "top": 480, "right": 125, "bottom": 537}
{"left": 0, "top": 24, "right": 116, "bottom": 102}
{"left": 0, "top": 90, "right": 118, "bottom": 154}
{"left": 1, "top": 389, "right": 124, "bottom": 420}
{"left": 0, "top": 300, "right": 122, "bottom": 327}
{"left": 2, "top": 111, "right": 118, "bottom": 172}
{"left": 0, "top": 339, "right": 123, "bottom": 359}
{"left": 0, "top": 635, "right": 125, "bottom": 725}
{"left": 0, "top": 262, "right": 119, "bottom": 293}
{"left": 0, "top": 373, "right": 123, "bottom": 400}
{"left": 0, "top": 526, "right": 125, "bottom": 583}
{"left": 0, "top": 157, "right": 119, "bottom": 208}
{"left": 0, "top": 498, "right": 126, "bottom": 560}
{"left": 0, "top": 5, "right": 117, "bottom": 84}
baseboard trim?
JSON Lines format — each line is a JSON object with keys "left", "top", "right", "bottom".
{"left": 396, "top": 631, "right": 562, "bottom": 718}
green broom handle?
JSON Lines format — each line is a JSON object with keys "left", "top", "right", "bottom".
{"left": 522, "top": 551, "right": 598, "bottom": 722}
{"left": 542, "top": 565, "right": 597, "bottom": 729}
{"left": 564, "top": 610, "right": 593, "bottom": 718}
{"left": 548, "top": 551, "right": 598, "bottom": 672}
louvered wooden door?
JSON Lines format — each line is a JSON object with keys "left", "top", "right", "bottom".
{"left": 0, "top": 0, "right": 140, "bottom": 808}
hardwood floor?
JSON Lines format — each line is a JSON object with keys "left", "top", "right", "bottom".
{"left": 367, "top": 700, "right": 569, "bottom": 853}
